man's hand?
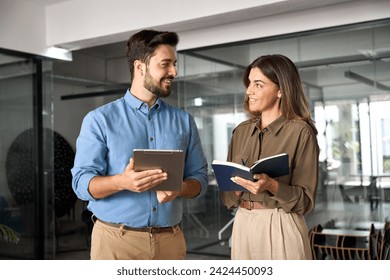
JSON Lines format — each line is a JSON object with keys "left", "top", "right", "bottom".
{"left": 120, "top": 157, "right": 168, "bottom": 192}
{"left": 156, "top": 190, "right": 180, "bottom": 203}
{"left": 88, "top": 157, "right": 168, "bottom": 199}
{"left": 156, "top": 178, "right": 202, "bottom": 203}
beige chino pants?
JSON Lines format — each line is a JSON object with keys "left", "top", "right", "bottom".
{"left": 90, "top": 219, "right": 186, "bottom": 260}
{"left": 231, "top": 207, "right": 312, "bottom": 260}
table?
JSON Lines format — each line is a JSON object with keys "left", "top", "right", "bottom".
{"left": 338, "top": 174, "right": 390, "bottom": 210}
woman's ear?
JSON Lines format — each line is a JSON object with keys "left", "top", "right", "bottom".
{"left": 277, "top": 90, "right": 282, "bottom": 98}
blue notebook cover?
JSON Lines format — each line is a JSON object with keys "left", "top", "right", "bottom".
{"left": 211, "top": 153, "right": 289, "bottom": 192}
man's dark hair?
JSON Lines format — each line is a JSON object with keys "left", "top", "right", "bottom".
{"left": 126, "top": 29, "right": 179, "bottom": 82}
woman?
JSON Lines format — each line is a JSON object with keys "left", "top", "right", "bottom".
{"left": 220, "top": 54, "right": 319, "bottom": 260}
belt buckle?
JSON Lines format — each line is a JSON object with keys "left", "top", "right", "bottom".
{"left": 147, "top": 227, "right": 154, "bottom": 233}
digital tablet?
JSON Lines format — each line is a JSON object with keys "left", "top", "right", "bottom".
{"left": 133, "top": 149, "right": 184, "bottom": 191}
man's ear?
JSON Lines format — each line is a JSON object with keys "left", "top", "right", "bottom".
{"left": 134, "top": 60, "right": 145, "bottom": 76}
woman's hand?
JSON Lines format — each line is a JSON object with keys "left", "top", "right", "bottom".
{"left": 231, "top": 173, "right": 278, "bottom": 195}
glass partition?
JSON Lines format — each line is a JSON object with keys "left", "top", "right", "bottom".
{"left": 44, "top": 18, "right": 390, "bottom": 259}
{"left": 175, "top": 54, "right": 246, "bottom": 257}
{"left": 178, "top": 19, "right": 390, "bottom": 256}
{"left": 0, "top": 54, "right": 55, "bottom": 259}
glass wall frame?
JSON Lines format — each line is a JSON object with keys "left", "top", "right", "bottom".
{"left": 0, "top": 50, "right": 56, "bottom": 259}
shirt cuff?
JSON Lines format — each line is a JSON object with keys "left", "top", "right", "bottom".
{"left": 76, "top": 173, "right": 98, "bottom": 202}
{"left": 272, "top": 181, "right": 291, "bottom": 203}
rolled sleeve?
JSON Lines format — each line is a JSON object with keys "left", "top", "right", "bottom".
{"left": 71, "top": 172, "right": 97, "bottom": 201}
{"left": 71, "top": 111, "right": 107, "bottom": 202}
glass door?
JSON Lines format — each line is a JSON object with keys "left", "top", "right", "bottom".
{"left": 176, "top": 53, "right": 246, "bottom": 258}
{"left": 0, "top": 53, "right": 55, "bottom": 259}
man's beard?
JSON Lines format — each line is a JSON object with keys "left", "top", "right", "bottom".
{"left": 143, "top": 70, "right": 173, "bottom": 98}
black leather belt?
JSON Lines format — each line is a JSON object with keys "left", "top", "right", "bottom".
{"left": 97, "top": 219, "right": 177, "bottom": 234}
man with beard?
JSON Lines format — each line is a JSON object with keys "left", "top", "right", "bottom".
{"left": 71, "top": 30, "right": 208, "bottom": 260}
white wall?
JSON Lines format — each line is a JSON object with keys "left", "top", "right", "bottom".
{"left": 45, "top": 0, "right": 285, "bottom": 50}
{"left": 0, "top": 0, "right": 71, "bottom": 60}
{"left": 178, "top": 0, "right": 390, "bottom": 51}
{"left": 0, "top": 1, "right": 47, "bottom": 54}
{"left": 1, "top": 0, "right": 389, "bottom": 58}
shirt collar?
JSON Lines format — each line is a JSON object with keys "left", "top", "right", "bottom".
{"left": 250, "top": 115, "right": 288, "bottom": 137}
{"left": 124, "top": 89, "right": 161, "bottom": 111}
{"left": 267, "top": 115, "right": 288, "bottom": 135}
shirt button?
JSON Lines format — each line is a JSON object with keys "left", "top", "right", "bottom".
{"left": 148, "top": 116, "right": 151, "bottom": 121}
{"left": 150, "top": 137, "right": 154, "bottom": 141}
{"left": 153, "top": 207, "right": 157, "bottom": 212}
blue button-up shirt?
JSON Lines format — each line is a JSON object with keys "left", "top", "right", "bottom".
{"left": 71, "top": 90, "right": 208, "bottom": 227}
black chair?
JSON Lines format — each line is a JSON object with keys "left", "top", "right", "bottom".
{"left": 379, "top": 221, "right": 390, "bottom": 260}
{"left": 309, "top": 223, "right": 379, "bottom": 260}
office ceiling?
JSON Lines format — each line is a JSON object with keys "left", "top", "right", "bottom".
{"left": 43, "top": 0, "right": 358, "bottom": 50}
{"left": 48, "top": 17, "right": 390, "bottom": 105}
{"left": 0, "top": 0, "right": 389, "bottom": 105}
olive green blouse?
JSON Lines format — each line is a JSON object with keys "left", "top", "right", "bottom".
{"left": 220, "top": 115, "right": 319, "bottom": 215}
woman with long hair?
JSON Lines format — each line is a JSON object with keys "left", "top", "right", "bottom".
{"left": 221, "top": 54, "right": 319, "bottom": 259}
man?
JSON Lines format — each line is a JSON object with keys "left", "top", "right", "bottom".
{"left": 71, "top": 30, "right": 208, "bottom": 260}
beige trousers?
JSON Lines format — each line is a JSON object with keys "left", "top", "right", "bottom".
{"left": 231, "top": 207, "right": 312, "bottom": 260}
{"left": 90, "top": 219, "right": 186, "bottom": 260}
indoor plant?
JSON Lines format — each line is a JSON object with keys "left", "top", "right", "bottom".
{"left": 0, "top": 224, "right": 19, "bottom": 244}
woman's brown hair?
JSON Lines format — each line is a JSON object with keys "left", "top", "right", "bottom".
{"left": 243, "top": 54, "right": 317, "bottom": 134}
